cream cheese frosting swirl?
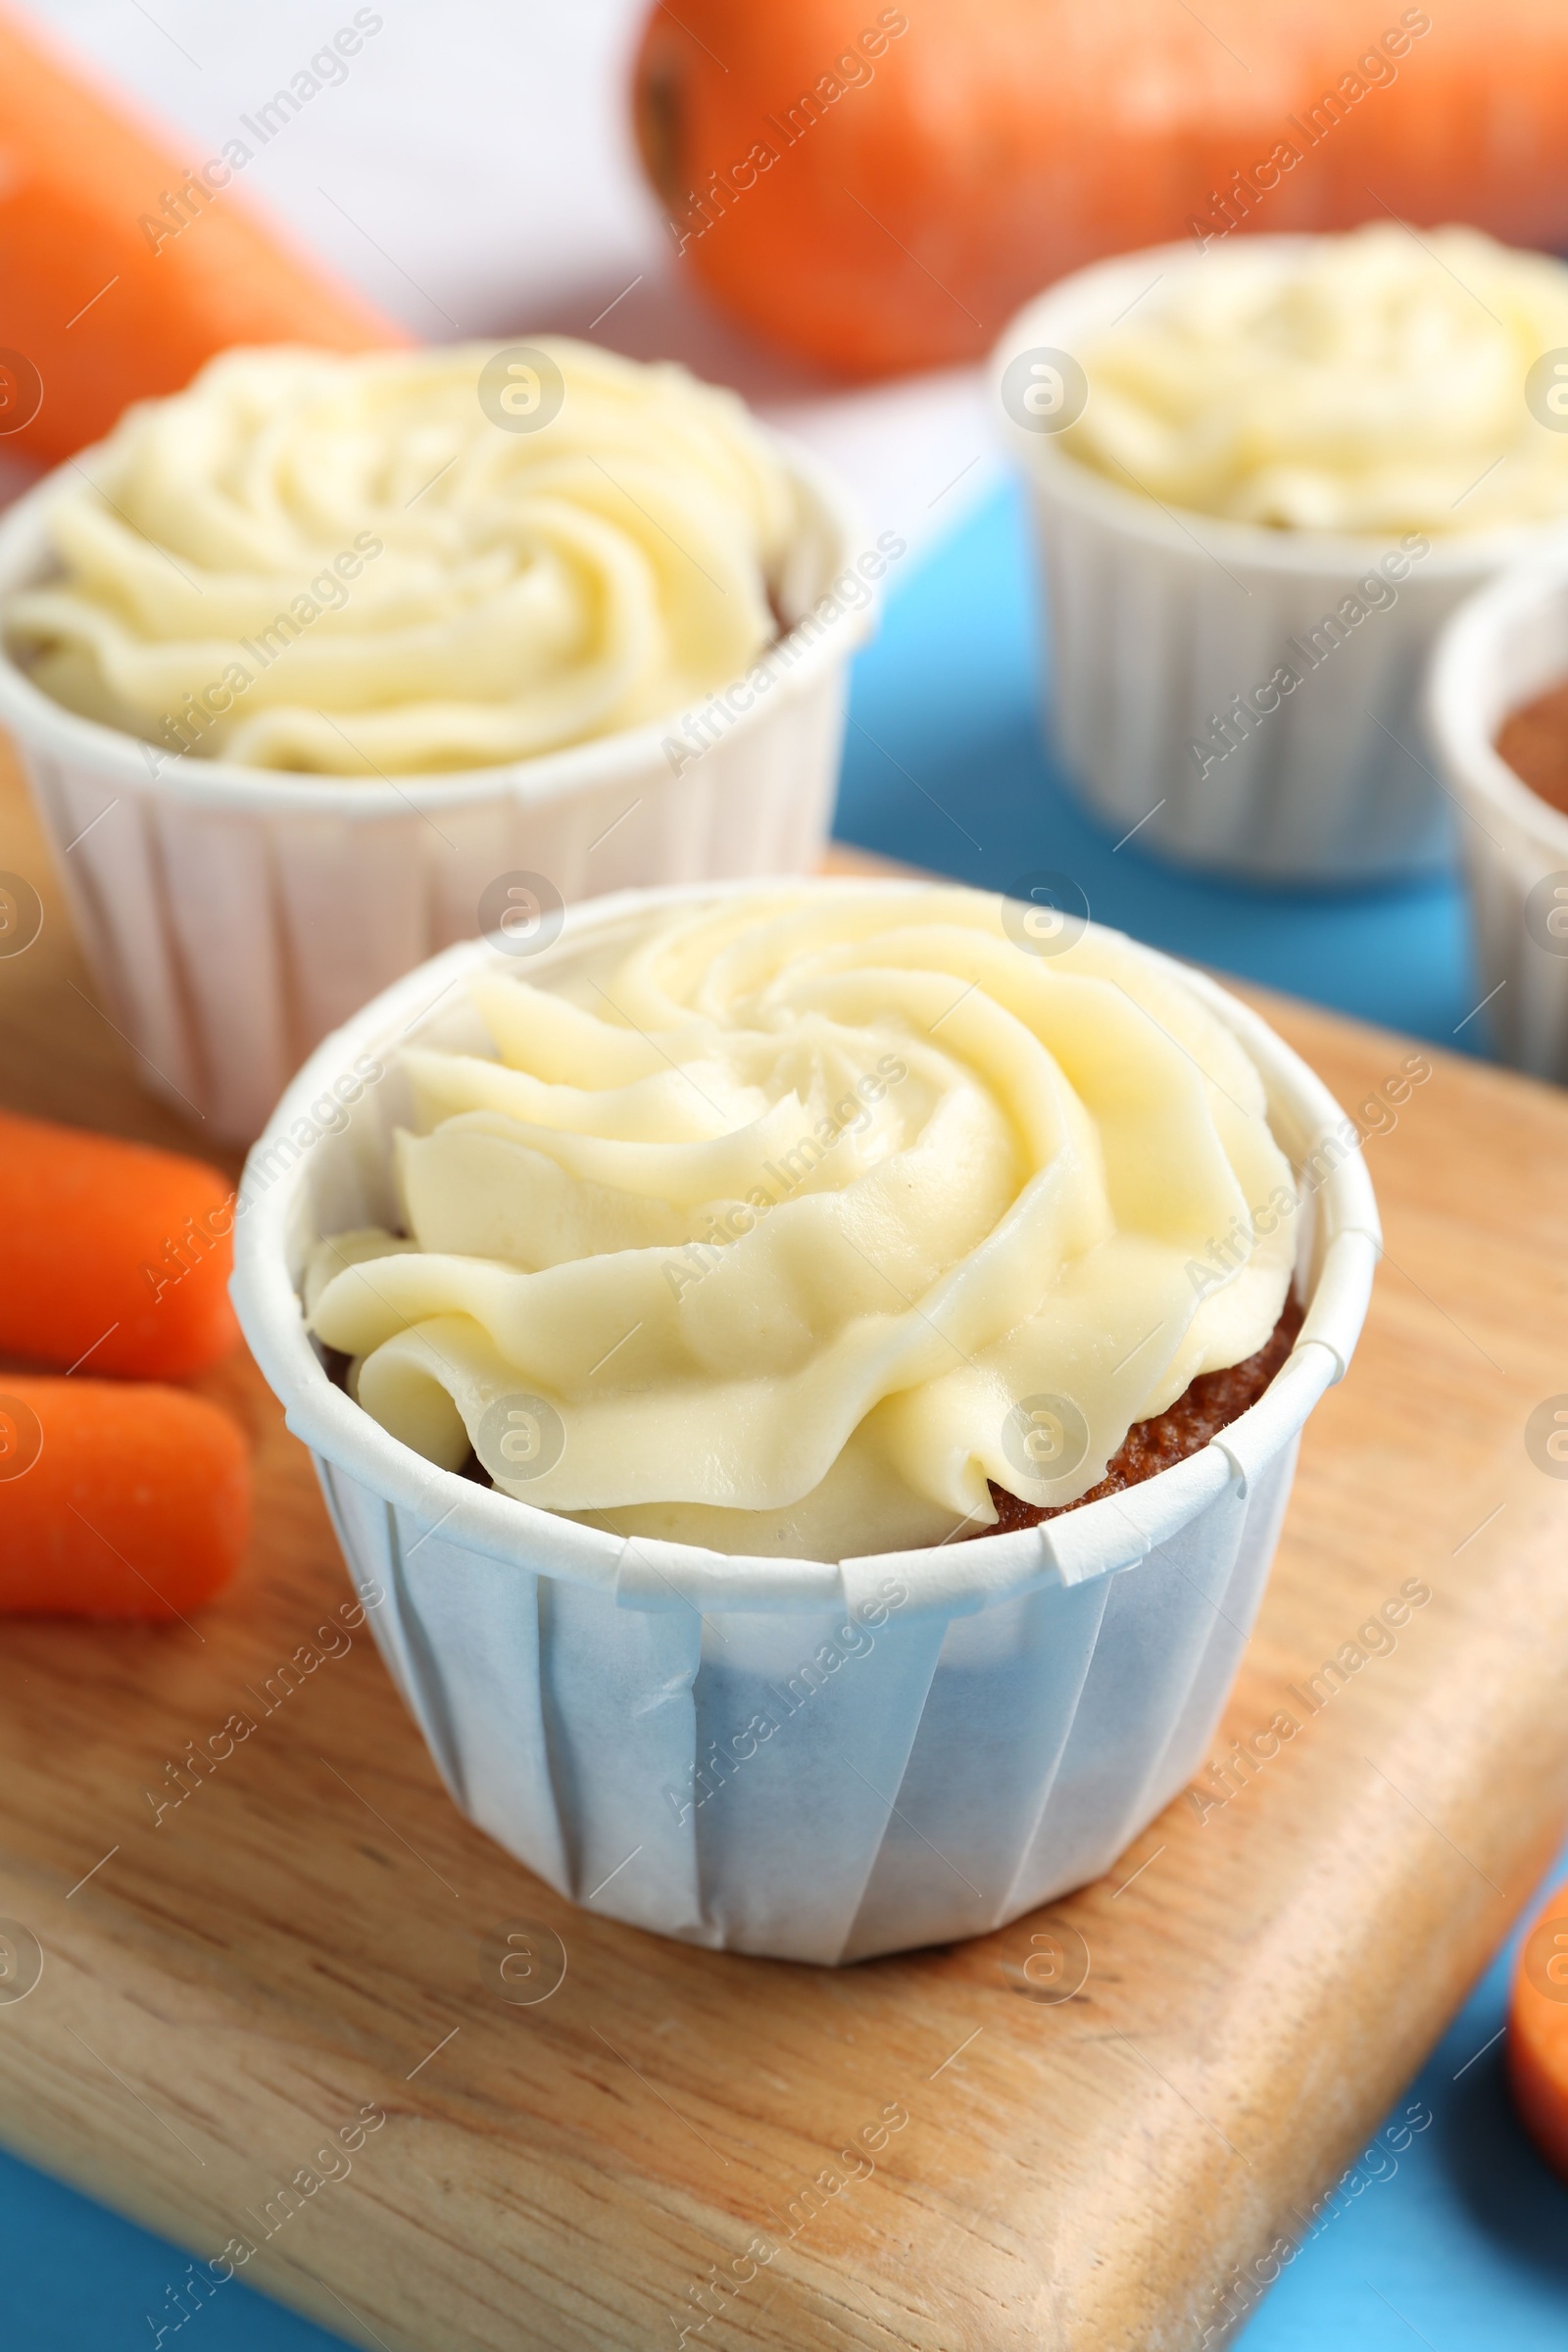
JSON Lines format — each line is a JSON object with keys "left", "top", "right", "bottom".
{"left": 3, "top": 341, "right": 797, "bottom": 774}
{"left": 304, "top": 886, "right": 1299, "bottom": 1561}
{"left": 1056, "top": 225, "right": 1568, "bottom": 536}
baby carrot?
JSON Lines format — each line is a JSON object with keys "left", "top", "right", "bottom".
{"left": 0, "top": 1379, "right": 250, "bottom": 1617}
{"left": 0, "top": 1107, "right": 240, "bottom": 1379}
{"left": 1509, "top": 1879, "right": 1568, "bottom": 2183}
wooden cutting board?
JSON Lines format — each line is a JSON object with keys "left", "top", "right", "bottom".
{"left": 2, "top": 743, "right": 1567, "bottom": 2352}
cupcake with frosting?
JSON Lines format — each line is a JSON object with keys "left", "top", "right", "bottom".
{"left": 0, "top": 343, "right": 874, "bottom": 1138}
{"left": 304, "top": 883, "right": 1300, "bottom": 1559}
{"left": 3, "top": 340, "right": 800, "bottom": 772}
{"left": 1427, "top": 545, "right": 1568, "bottom": 1083}
{"left": 232, "top": 875, "right": 1376, "bottom": 1960}
{"left": 1055, "top": 224, "right": 1568, "bottom": 538}
{"left": 995, "top": 224, "right": 1568, "bottom": 883}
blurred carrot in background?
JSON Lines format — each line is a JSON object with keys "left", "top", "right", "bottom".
{"left": 0, "top": 1378, "right": 250, "bottom": 1616}
{"left": 0, "top": 1, "right": 405, "bottom": 465}
{"left": 1511, "top": 1883, "right": 1568, "bottom": 2185}
{"left": 635, "top": 0, "right": 1568, "bottom": 377}
{"left": 0, "top": 1108, "right": 239, "bottom": 1378}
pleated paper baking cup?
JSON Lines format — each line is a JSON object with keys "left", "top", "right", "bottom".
{"left": 995, "top": 240, "right": 1556, "bottom": 885}
{"left": 0, "top": 435, "right": 874, "bottom": 1144}
{"left": 230, "top": 879, "right": 1379, "bottom": 1966}
{"left": 1427, "top": 552, "right": 1568, "bottom": 1081}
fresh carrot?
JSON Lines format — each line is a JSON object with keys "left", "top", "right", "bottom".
{"left": 0, "top": 2, "right": 406, "bottom": 466}
{"left": 634, "top": 0, "right": 1568, "bottom": 378}
{"left": 0, "top": 1108, "right": 240, "bottom": 1378}
{"left": 1509, "top": 1878, "right": 1568, "bottom": 2183}
{"left": 0, "top": 1378, "right": 250, "bottom": 1616}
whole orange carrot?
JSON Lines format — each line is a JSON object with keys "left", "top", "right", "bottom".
{"left": 0, "top": 1379, "right": 250, "bottom": 1616}
{"left": 0, "top": 2, "right": 407, "bottom": 466}
{"left": 635, "top": 0, "right": 1568, "bottom": 377}
{"left": 0, "top": 1108, "right": 240, "bottom": 1378}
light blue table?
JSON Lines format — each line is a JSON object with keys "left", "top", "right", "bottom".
{"left": 4, "top": 483, "right": 1563, "bottom": 2349}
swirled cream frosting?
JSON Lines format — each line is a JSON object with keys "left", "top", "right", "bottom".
{"left": 304, "top": 886, "right": 1299, "bottom": 1561}
{"left": 3, "top": 341, "right": 797, "bottom": 773}
{"left": 1056, "top": 225, "right": 1568, "bottom": 535}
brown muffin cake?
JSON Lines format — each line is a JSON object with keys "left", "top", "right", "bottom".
{"left": 1496, "top": 678, "right": 1568, "bottom": 817}
{"left": 305, "top": 883, "right": 1304, "bottom": 1562}
{"left": 976, "top": 1292, "right": 1303, "bottom": 1538}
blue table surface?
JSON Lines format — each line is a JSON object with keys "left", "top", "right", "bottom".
{"left": 5, "top": 482, "right": 1564, "bottom": 2350}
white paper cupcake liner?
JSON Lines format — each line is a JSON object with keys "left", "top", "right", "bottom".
{"left": 0, "top": 435, "right": 874, "bottom": 1143}
{"left": 1426, "top": 551, "right": 1568, "bottom": 1081}
{"left": 995, "top": 240, "right": 1561, "bottom": 885}
{"left": 231, "top": 880, "right": 1379, "bottom": 1965}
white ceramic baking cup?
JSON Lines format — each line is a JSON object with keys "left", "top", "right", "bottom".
{"left": 230, "top": 878, "right": 1379, "bottom": 1965}
{"left": 995, "top": 238, "right": 1561, "bottom": 885}
{"left": 1426, "top": 550, "right": 1568, "bottom": 1080}
{"left": 0, "top": 433, "right": 873, "bottom": 1143}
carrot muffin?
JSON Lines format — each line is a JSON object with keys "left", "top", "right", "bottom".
{"left": 1496, "top": 677, "right": 1568, "bottom": 816}
{"left": 303, "top": 884, "right": 1300, "bottom": 1559}
{"left": 1054, "top": 223, "right": 1568, "bottom": 536}
{"left": 0, "top": 340, "right": 798, "bottom": 774}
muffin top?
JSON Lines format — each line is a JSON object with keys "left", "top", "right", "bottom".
{"left": 2, "top": 341, "right": 797, "bottom": 774}
{"left": 305, "top": 885, "right": 1298, "bottom": 1561}
{"left": 1052, "top": 224, "right": 1568, "bottom": 536}
{"left": 1495, "top": 676, "right": 1568, "bottom": 817}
